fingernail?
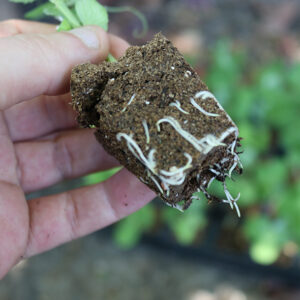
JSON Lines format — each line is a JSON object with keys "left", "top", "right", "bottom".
{"left": 69, "top": 27, "right": 100, "bottom": 49}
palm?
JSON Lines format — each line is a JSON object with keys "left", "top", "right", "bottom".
{"left": 0, "top": 20, "right": 155, "bottom": 279}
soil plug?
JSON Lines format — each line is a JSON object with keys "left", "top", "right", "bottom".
{"left": 71, "top": 33, "right": 243, "bottom": 215}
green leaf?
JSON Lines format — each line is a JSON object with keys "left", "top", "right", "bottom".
{"left": 57, "top": 18, "right": 72, "bottom": 31}
{"left": 257, "top": 61, "right": 284, "bottom": 91}
{"left": 25, "top": 3, "right": 55, "bottom": 20}
{"left": 228, "top": 86, "right": 256, "bottom": 122}
{"left": 162, "top": 200, "right": 207, "bottom": 245}
{"left": 82, "top": 167, "right": 122, "bottom": 186}
{"left": 254, "top": 159, "right": 288, "bottom": 199}
{"left": 277, "top": 184, "right": 300, "bottom": 242}
{"left": 50, "top": 0, "right": 81, "bottom": 28}
{"left": 65, "top": 0, "right": 77, "bottom": 5}
{"left": 107, "top": 53, "right": 117, "bottom": 62}
{"left": 244, "top": 215, "right": 288, "bottom": 264}
{"left": 43, "top": 4, "right": 62, "bottom": 19}
{"left": 75, "top": 0, "right": 109, "bottom": 31}
{"left": 226, "top": 178, "right": 259, "bottom": 207}
{"left": 238, "top": 122, "right": 270, "bottom": 153}
{"left": 9, "top": 0, "right": 37, "bottom": 3}
{"left": 250, "top": 239, "right": 281, "bottom": 265}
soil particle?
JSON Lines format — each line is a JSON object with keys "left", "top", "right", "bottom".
{"left": 71, "top": 33, "right": 242, "bottom": 209}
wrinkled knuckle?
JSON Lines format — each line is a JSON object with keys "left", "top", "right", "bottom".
{"left": 53, "top": 136, "right": 74, "bottom": 179}
{"left": 0, "top": 19, "right": 21, "bottom": 36}
{"left": 64, "top": 192, "right": 80, "bottom": 240}
{"left": 3, "top": 19, "right": 19, "bottom": 27}
{"left": 102, "top": 183, "right": 119, "bottom": 220}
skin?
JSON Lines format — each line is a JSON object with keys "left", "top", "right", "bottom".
{"left": 0, "top": 19, "right": 155, "bottom": 279}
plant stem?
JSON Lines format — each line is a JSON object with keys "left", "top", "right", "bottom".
{"left": 107, "top": 53, "right": 117, "bottom": 62}
{"left": 50, "top": 0, "right": 81, "bottom": 28}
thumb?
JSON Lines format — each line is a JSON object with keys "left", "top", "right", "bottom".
{"left": 0, "top": 26, "right": 109, "bottom": 110}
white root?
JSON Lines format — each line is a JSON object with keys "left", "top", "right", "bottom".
{"left": 117, "top": 133, "right": 193, "bottom": 197}
{"left": 209, "top": 168, "right": 221, "bottom": 176}
{"left": 149, "top": 175, "right": 164, "bottom": 195}
{"left": 223, "top": 181, "right": 241, "bottom": 217}
{"left": 190, "top": 97, "right": 220, "bottom": 117}
{"left": 220, "top": 157, "right": 230, "bottom": 164}
{"left": 195, "top": 90, "right": 238, "bottom": 126}
{"left": 157, "top": 116, "right": 204, "bottom": 152}
{"left": 226, "top": 138, "right": 243, "bottom": 177}
{"left": 160, "top": 153, "right": 192, "bottom": 176}
{"left": 142, "top": 120, "right": 150, "bottom": 144}
{"left": 156, "top": 116, "right": 238, "bottom": 156}
{"left": 207, "top": 176, "right": 216, "bottom": 188}
{"left": 185, "top": 70, "right": 192, "bottom": 78}
{"left": 121, "top": 94, "right": 136, "bottom": 112}
{"left": 195, "top": 90, "right": 217, "bottom": 100}
{"left": 116, "top": 133, "right": 157, "bottom": 174}
{"left": 169, "top": 100, "right": 189, "bottom": 115}
{"left": 139, "top": 177, "right": 147, "bottom": 184}
{"left": 159, "top": 153, "right": 192, "bottom": 186}
{"left": 165, "top": 202, "right": 184, "bottom": 212}
{"left": 197, "top": 174, "right": 201, "bottom": 183}
{"left": 198, "top": 135, "right": 226, "bottom": 154}
{"left": 217, "top": 126, "right": 239, "bottom": 143}
{"left": 228, "top": 157, "right": 238, "bottom": 178}
{"left": 230, "top": 139, "right": 237, "bottom": 155}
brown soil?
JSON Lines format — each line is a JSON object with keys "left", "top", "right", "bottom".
{"left": 71, "top": 33, "right": 241, "bottom": 208}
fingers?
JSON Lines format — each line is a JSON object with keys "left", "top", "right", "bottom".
{"left": 4, "top": 93, "right": 77, "bottom": 142}
{"left": 0, "top": 182, "right": 28, "bottom": 279}
{"left": 0, "top": 19, "right": 56, "bottom": 38}
{"left": 0, "top": 26, "right": 110, "bottom": 110}
{"left": 3, "top": 36, "right": 130, "bottom": 142}
{"left": 109, "top": 34, "right": 130, "bottom": 58}
{"left": 0, "top": 112, "right": 19, "bottom": 185}
{"left": 24, "top": 169, "right": 155, "bottom": 257}
{"left": 15, "top": 128, "right": 120, "bottom": 193}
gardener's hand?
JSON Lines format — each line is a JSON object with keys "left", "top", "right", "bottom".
{"left": 0, "top": 19, "right": 155, "bottom": 279}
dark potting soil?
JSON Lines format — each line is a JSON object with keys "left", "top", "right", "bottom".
{"left": 71, "top": 33, "right": 242, "bottom": 211}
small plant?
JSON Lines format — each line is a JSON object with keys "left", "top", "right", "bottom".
{"left": 9, "top": 0, "right": 147, "bottom": 61}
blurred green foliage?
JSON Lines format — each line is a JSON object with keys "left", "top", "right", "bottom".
{"left": 82, "top": 167, "right": 122, "bottom": 186}
{"left": 114, "top": 204, "right": 155, "bottom": 249}
{"left": 110, "top": 40, "right": 300, "bottom": 266}
{"left": 205, "top": 40, "right": 300, "bottom": 264}
{"left": 162, "top": 198, "right": 207, "bottom": 245}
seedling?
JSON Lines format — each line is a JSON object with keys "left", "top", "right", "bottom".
{"left": 9, "top": 0, "right": 148, "bottom": 61}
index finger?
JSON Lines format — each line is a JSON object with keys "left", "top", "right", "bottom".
{"left": 0, "top": 26, "right": 110, "bottom": 110}
{"left": 0, "top": 19, "right": 56, "bottom": 38}
{"left": 25, "top": 169, "right": 155, "bottom": 257}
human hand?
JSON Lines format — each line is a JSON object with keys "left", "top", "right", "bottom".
{"left": 0, "top": 19, "right": 155, "bottom": 279}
